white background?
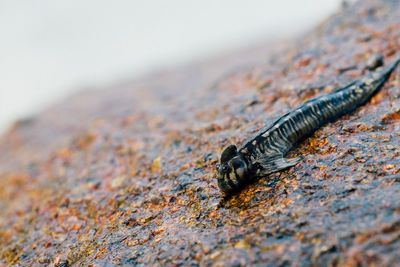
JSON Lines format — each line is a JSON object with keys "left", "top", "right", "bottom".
{"left": 0, "top": 0, "right": 348, "bottom": 134}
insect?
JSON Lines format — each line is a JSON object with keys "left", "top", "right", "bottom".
{"left": 216, "top": 57, "right": 400, "bottom": 194}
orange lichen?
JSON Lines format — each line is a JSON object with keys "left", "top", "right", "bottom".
{"left": 1, "top": 1, "right": 400, "bottom": 266}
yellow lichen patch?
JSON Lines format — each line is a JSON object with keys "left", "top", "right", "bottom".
{"left": 234, "top": 239, "right": 251, "bottom": 250}
{"left": 151, "top": 157, "right": 162, "bottom": 172}
{"left": 384, "top": 164, "right": 395, "bottom": 170}
{"left": 110, "top": 176, "right": 125, "bottom": 189}
{"left": 180, "top": 163, "right": 190, "bottom": 171}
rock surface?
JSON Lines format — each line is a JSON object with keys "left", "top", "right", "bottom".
{"left": 1, "top": 0, "right": 400, "bottom": 266}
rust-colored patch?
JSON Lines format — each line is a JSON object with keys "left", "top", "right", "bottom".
{"left": 1, "top": 0, "right": 400, "bottom": 266}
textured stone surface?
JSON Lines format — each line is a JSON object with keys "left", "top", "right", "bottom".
{"left": 1, "top": 0, "right": 400, "bottom": 266}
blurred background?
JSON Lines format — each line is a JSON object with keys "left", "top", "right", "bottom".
{"left": 0, "top": 0, "right": 349, "bottom": 134}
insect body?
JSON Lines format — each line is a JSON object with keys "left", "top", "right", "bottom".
{"left": 217, "top": 58, "right": 400, "bottom": 194}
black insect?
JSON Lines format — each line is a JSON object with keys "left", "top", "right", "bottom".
{"left": 217, "top": 57, "right": 400, "bottom": 194}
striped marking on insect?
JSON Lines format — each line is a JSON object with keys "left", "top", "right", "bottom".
{"left": 216, "top": 57, "right": 400, "bottom": 194}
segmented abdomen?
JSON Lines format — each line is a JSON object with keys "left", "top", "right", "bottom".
{"left": 250, "top": 90, "right": 358, "bottom": 156}
{"left": 267, "top": 87, "right": 363, "bottom": 153}
{"left": 241, "top": 58, "right": 399, "bottom": 158}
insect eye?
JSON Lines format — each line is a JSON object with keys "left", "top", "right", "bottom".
{"left": 216, "top": 164, "right": 221, "bottom": 171}
{"left": 222, "top": 165, "right": 229, "bottom": 172}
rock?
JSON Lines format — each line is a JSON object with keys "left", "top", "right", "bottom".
{"left": 1, "top": 0, "right": 400, "bottom": 266}
{"left": 366, "top": 53, "right": 384, "bottom": 70}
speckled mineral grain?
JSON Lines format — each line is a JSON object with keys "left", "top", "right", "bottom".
{"left": 1, "top": 0, "right": 400, "bottom": 266}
